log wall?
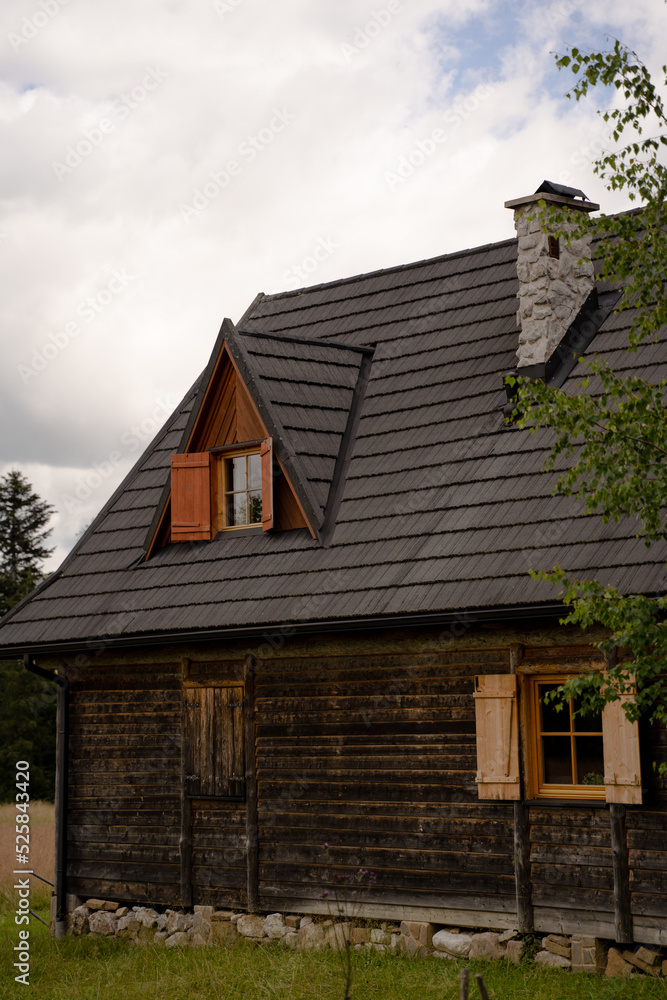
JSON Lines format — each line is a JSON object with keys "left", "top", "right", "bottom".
{"left": 58, "top": 623, "right": 666, "bottom": 942}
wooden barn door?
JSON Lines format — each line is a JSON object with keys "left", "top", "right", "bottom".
{"left": 181, "top": 682, "right": 247, "bottom": 908}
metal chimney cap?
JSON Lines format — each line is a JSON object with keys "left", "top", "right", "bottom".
{"left": 534, "top": 179, "right": 589, "bottom": 201}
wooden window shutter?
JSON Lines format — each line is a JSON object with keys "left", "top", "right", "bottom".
{"left": 473, "top": 674, "right": 521, "bottom": 800}
{"left": 602, "top": 692, "right": 642, "bottom": 805}
{"left": 260, "top": 437, "right": 274, "bottom": 532}
{"left": 184, "top": 686, "right": 245, "bottom": 798}
{"left": 171, "top": 452, "right": 211, "bottom": 541}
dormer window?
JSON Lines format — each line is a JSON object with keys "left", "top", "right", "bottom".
{"left": 170, "top": 438, "right": 273, "bottom": 542}
{"left": 216, "top": 446, "right": 263, "bottom": 530}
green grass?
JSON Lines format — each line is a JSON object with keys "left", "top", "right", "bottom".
{"left": 1, "top": 909, "right": 666, "bottom": 1000}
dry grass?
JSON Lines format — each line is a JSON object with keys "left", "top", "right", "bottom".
{"left": 0, "top": 801, "right": 54, "bottom": 910}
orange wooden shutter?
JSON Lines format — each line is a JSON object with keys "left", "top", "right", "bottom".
{"left": 260, "top": 437, "right": 273, "bottom": 532}
{"left": 171, "top": 452, "right": 212, "bottom": 541}
{"left": 473, "top": 674, "right": 521, "bottom": 800}
{"left": 602, "top": 691, "right": 642, "bottom": 805}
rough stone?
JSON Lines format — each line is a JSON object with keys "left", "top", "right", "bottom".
{"left": 469, "top": 932, "right": 506, "bottom": 961}
{"left": 543, "top": 935, "right": 571, "bottom": 960}
{"left": 117, "top": 915, "right": 140, "bottom": 937}
{"left": 285, "top": 914, "right": 300, "bottom": 929}
{"left": 154, "top": 931, "right": 168, "bottom": 943}
{"left": 194, "top": 905, "right": 214, "bottom": 920}
{"left": 283, "top": 930, "right": 299, "bottom": 948}
{"left": 166, "top": 911, "right": 187, "bottom": 935}
{"left": 211, "top": 910, "right": 235, "bottom": 921}
{"left": 623, "top": 950, "right": 660, "bottom": 976}
{"left": 298, "top": 921, "right": 325, "bottom": 950}
{"left": 85, "top": 899, "right": 109, "bottom": 911}
{"left": 264, "top": 913, "right": 287, "bottom": 939}
{"left": 211, "top": 921, "right": 236, "bottom": 944}
{"left": 134, "top": 907, "right": 160, "bottom": 929}
{"left": 506, "top": 939, "right": 522, "bottom": 965}
{"left": 351, "top": 927, "right": 367, "bottom": 945}
{"left": 636, "top": 946, "right": 661, "bottom": 967}
{"left": 89, "top": 910, "right": 118, "bottom": 936}
{"left": 432, "top": 930, "right": 472, "bottom": 958}
{"left": 606, "top": 947, "right": 635, "bottom": 978}
{"left": 662, "top": 959, "right": 667, "bottom": 977}
{"left": 237, "top": 914, "right": 267, "bottom": 939}
{"left": 370, "top": 928, "right": 391, "bottom": 946}
{"left": 571, "top": 936, "right": 606, "bottom": 975}
{"left": 499, "top": 929, "right": 518, "bottom": 944}
{"left": 70, "top": 906, "right": 90, "bottom": 935}
{"left": 115, "top": 907, "right": 129, "bottom": 919}
{"left": 165, "top": 931, "right": 188, "bottom": 948}
{"left": 230, "top": 913, "right": 242, "bottom": 924}
{"left": 325, "top": 923, "right": 351, "bottom": 951}
{"left": 535, "top": 949, "right": 571, "bottom": 969}
{"left": 191, "top": 933, "right": 207, "bottom": 948}
{"left": 433, "top": 950, "right": 456, "bottom": 959}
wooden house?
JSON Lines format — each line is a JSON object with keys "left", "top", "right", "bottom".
{"left": 1, "top": 182, "right": 665, "bottom": 948}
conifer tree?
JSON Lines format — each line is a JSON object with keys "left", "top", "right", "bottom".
{"left": 0, "top": 469, "right": 55, "bottom": 615}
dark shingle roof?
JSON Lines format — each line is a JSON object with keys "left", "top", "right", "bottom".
{"left": 1, "top": 234, "right": 665, "bottom": 652}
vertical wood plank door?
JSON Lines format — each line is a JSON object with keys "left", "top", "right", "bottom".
{"left": 183, "top": 684, "right": 247, "bottom": 908}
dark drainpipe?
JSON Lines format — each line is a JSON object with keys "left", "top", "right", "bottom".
{"left": 23, "top": 654, "right": 68, "bottom": 939}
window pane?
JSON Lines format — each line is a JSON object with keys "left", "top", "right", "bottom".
{"left": 575, "top": 736, "right": 605, "bottom": 785}
{"left": 226, "top": 456, "right": 246, "bottom": 493}
{"left": 539, "top": 684, "right": 570, "bottom": 733}
{"left": 572, "top": 696, "right": 602, "bottom": 733}
{"left": 248, "top": 491, "right": 262, "bottom": 524}
{"left": 248, "top": 453, "right": 262, "bottom": 490}
{"left": 542, "top": 736, "right": 572, "bottom": 784}
{"left": 227, "top": 493, "right": 247, "bottom": 526}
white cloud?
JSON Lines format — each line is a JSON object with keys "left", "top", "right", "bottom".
{"left": 0, "top": 0, "right": 665, "bottom": 572}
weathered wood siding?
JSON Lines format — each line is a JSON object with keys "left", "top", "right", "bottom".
{"left": 254, "top": 648, "right": 517, "bottom": 924}
{"left": 67, "top": 659, "right": 182, "bottom": 904}
{"left": 60, "top": 625, "right": 666, "bottom": 942}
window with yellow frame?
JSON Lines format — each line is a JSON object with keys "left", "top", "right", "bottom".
{"left": 529, "top": 675, "right": 605, "bottom": 799}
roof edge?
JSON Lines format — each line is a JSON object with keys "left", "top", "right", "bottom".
{"left": 0, "top": 601, "right": 571, "bottom": 659}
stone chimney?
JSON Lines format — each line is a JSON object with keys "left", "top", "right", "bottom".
{"left": 505, "top": 181, "right": 599, "bottom": 368}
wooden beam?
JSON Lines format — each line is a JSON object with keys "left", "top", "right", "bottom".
{"left": 245, "top": 654, "right": 259, "bottom": 913}
{"left": 609, "top": 803, "right": 633, "bottom": 943}
{"left": 179, "top": 657, "right": 192, "bottom": 908}
{"left": 510, "top": 642, "right": 533, "bottom": 932}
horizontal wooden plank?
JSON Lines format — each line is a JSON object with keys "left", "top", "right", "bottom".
{"left": 70, "top": 724, "right": 180, "bottom": 736}
{"left": 68, "top": 795, "right": 180, "bottom": 811}
{"left": 629, "top": 869, "right": 667, "bottom": 893}
{"left": 531, "top": 883, "right": 614, "bottom": 912}
{"left": 69, "top": 826, "right": 180, "bottom": 847}
{"left": 191, "top": 867, "right": 246, "bottom": 890}
{"left": 67, "top": 878, "right": 181, "bottom": 906}
{"left": 527, "top": 807, "right": 612, "bottom": 828}
{"left": 530, "top": 863, "right": 613, "bottom": 890}
{"left": 628, "top": 829, "right": 667, "bottom": 850}
{"left": 257, "top": 721, "right": 475, "bottom": 738}
{"left": 259, "top": 843, "right": 514, "bottom": 876}
{"left": 69, "top": 843, "right": 180, "bottom": 865}
{"left": 68, "top": 778, "right": 180, "bottom": 794}
{"left": 258, "top": 881, "right": 518, "bottom": 911}
{"left": 628, "top": 849, "right": 667, "bottom": 871}
{"left": 257, "top": 754, "right": 476, "bottom": 772}
{"left": 256, "top": 734, "right": 477, "bottom": 748}
{"left": 257, "top": 677, "right": 476, "bottom": 700}
{"left": 69, "top": 757, "right": 180, "bottom": 774}
{"left": 631, "top": 892, "right": 667, "bottom": 917}
{"left": 255, "top": 801, "right": 512, "bottom": 823}
{"left": 260, "top": 777, "right": 476, "bottom": 798}
{"left": 530, "top": 845, "right": 611, "bottom": 867}
{"left": 258, "top": 862, "right": 515, "bottom": 896}
{"left": 250, "top": 824, "right": 512, "bottom": 855}
{"left": 67, "top": 860, "right": 179, "bottom": 882}
{"left": 258, "top": 707, "right": 476, "bottom": 726}
{"left": 68, "top": 809, "right": 180, "bottom": 827}
{"left": 529, "top": 825, "right": 611, "bottom": 848}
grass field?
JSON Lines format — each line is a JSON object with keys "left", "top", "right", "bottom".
{"left": 1, "top": 804, "right": 666, "bottom": 999}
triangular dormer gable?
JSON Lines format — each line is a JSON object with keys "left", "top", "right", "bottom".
{"left": 146, "top": 319, "right": 371, "bottom": 554}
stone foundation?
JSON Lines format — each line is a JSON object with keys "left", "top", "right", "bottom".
{"left": 65, "top": 898, "right": 666, "bottom": 977}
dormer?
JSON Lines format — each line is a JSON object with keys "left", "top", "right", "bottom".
{"left": 146, "top": 319, "right": 372, "bottom": 554}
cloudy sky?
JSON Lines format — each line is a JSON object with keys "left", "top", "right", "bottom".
{"left": 1, "top": 0, "right": 665, "bottom": 571}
